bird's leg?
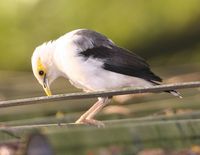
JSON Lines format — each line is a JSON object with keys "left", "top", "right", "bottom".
{"left": 86, "top": 98, "right": 111, "bottom": 120}
{"left": 75, "top": 97, "right": 111, "bottom": 126}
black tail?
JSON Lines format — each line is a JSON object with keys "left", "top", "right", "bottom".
{"left": 165, "top": 90, "right": 182, "bottom": 98}
{"left": 150, "top": 81, "right": 182, "bottom": 98}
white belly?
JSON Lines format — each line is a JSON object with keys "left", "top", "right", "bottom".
{"left": 54, "top": 39, "right": 153, "bottom": 92}
{"left": 58, "top": 56, "right": 152, "bottom": 91}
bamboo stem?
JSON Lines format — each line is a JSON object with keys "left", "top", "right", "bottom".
{"left": 0, "top": 81, "right": 199, "bottom": 108}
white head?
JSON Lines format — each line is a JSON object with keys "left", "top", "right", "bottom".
{"left": 31, "top": 41, "right": 60, "bottom": 96}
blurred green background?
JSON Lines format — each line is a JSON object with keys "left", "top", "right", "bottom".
{"left": 1, "top": 0, "right": 200, "bottom": 154}
{"left": 1, "top": 0, "right": 200, "bottom": 71}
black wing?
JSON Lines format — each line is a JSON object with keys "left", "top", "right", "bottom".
{"left": 75, "top": 29, "right": 162, "bottom": 82}
{"left": 80, "top": 45, "right": 162, "bottom": 82}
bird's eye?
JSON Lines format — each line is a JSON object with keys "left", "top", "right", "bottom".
{"left": 38, "top": 70, "right": 44, "bottom": 76}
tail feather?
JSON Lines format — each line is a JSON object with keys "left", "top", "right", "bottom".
{"left": 149, "top": 80, "right": 182, "bottom": 98}
{"left": 166, "top": 90, "right": 182, "bottom": 99}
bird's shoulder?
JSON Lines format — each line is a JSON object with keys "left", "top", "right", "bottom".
{"left": 69, "top": 29, "right": 114, "bottom": 50}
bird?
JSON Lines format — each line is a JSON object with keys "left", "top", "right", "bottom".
{"left": 31, "top": 29, "right": 181, "bottom": 126}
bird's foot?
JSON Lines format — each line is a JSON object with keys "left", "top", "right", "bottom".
{"left": 75, "top": 118, "right": 105, "bottom": 128}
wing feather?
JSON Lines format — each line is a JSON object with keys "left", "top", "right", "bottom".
{"left": 75, "top": 29, "right": 162, "bottom": 82}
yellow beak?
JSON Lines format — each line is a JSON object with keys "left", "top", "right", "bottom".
{"left": 43, "top": 74, "right": 52, "bottom": 96}
{"left": 43, "top": 85, "right": 52, "bottom": 96}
